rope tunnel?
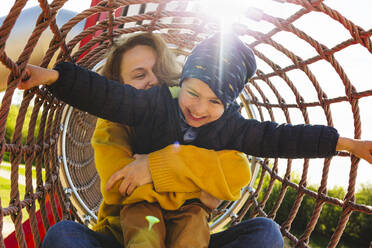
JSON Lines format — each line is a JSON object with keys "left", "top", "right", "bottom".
{"left": 0, "top": 0, "right": 371, "bottom": 247}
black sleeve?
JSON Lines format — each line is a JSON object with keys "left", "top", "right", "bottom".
{"left": 47, "top": 62, "right": 151, "bottom": 126}
{"left": 232, "top": 114, "right": 339, "bottom": 158}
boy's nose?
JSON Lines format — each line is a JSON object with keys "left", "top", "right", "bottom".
{"left": 191, "top": 102, "right": 208, "bottom": 117}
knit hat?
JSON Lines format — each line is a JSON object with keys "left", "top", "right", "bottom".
{"left": 180, "top": 32, "right": 256, "bottom": 108}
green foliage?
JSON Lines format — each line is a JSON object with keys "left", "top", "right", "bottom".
{"left": 247, "top": 175, "right": 372, "bottom": 247}
{"left": 344, "top": 184, "right": 372, "bottom": 244}
{"left": 5, "top": 105, "right": 19, "bottom": 143}
{"left": 2, "top": 152, "right": 10, "bottom": 164}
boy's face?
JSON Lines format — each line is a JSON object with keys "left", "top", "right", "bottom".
{"left": 178, "top": 78, "right": 224, "bottom": 128}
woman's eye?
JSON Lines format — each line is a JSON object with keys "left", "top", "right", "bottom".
{"left": 135, "top": 74, "right": 145, "bottom": 79}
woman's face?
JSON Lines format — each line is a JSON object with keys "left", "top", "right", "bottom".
{"left": 178, "top": 78, "right": 224, "bottom": 128}
{"left": 120, "top": 45, "right": 159, "bottom": 90}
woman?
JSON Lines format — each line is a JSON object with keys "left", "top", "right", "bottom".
{"left": 41, "top": 32, "right": 283, "bottom": 248}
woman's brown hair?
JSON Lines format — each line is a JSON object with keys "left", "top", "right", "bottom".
{"left": 101, "top": 32, "right": 181, "bottom": 86}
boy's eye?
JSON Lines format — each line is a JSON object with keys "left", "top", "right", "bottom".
{"left": 210, "top": 99, "right": 222, "bottom": 105}
{"left": 187, "top": 91, "right": 198, "bottom": 97}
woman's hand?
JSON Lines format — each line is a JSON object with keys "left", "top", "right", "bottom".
{"left": 106, "top": 154, "right": 153, "bottom": 196}
{"left": 17, "top": 64, "right": 59, "bottom": 90}
{"left": 200, "top": 190, "right": 222, "bottom": 210}
{"left": 336, "top": 137, "right": 372, "bottom": 164}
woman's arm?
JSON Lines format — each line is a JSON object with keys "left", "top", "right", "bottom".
{"left": 106, "top": 144, "right": 251, "bottom": 202}
{"left": 96, "top": 120, "right": 251, "bottom": 205}
{"left": 91, "top": 119, "right": 136, "bottom": 205}
{"left": 148, "top": 145, "right": 251, "bottom": 200}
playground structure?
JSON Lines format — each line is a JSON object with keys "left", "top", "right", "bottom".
{"left": 0, "top": 0, "right": 371, "bottom": 247}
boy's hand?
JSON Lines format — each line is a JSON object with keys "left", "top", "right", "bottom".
{"left": 106, "top": 154, "right": 152, "bottom": 196}
{"left": 336, "top": 137, "right": 372, "bottom": 164}
{"left": 200, "top": 190, "right": 222, "bottom": 210}
{"left": 17, "top": 64, "right": 59, "bottom": 90}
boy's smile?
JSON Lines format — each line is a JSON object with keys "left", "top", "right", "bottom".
{"left": 178, "top": 78, "right": 224, "bottom": 128}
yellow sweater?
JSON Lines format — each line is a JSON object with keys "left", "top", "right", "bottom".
{"left": 91, "top": 119, "right": 251, "bottom": 244}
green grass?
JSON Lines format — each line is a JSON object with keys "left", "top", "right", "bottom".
{"left": 284, "top": 237, "right": 293, "bottom": 248}
{"left": 0, "top": 177, "right": 27, "bottom": 236}
{"left": 285, "top": 229, "right": 355, "bottom": 248}
{"left": 0, "top": 176, "right": 29, "bottom": 207}
{"left": 0, "top": 177, "right": 23, "bottom": 204}
{"left": 0, "top": 162, "right": 45, "bottom": 180}
{"left": 0, "top": 168, "right": 42, "bottom": 237}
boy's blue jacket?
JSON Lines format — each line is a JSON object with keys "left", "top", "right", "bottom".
{"left": 50, "top": 62, "right": 339, "bottom": 158}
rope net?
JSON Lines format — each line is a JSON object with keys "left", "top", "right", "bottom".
{"left": 0, "top": 0, "right": 371, "bottom": 247}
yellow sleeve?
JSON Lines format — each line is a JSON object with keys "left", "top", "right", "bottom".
{"left": 148, "top": 145, "right": 251, "bottom": 201}
{"left": 91, "top": 118, "right": 135, "bottom": 205}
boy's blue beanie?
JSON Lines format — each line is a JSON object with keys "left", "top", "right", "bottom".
{"left": 180, "top": 32, "right": 257, "bottom": 108}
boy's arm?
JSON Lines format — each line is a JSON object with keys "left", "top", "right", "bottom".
{"left": 232, "top": 115, "right": 372, "bottom": 163}
{"left": 336, "top": 137, "right": 372, "bottom": 164}
{"left": 20, "top": 62, "right": 150, "bottom": 126}
{"left": 232, "top": 115, "right": 340, "bottom": 158}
